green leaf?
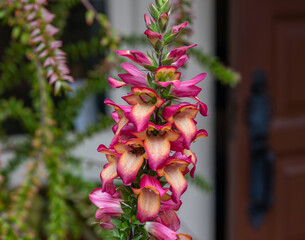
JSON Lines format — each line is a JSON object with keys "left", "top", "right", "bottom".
{"left": 186, "top": 174, "right": 213, "bottom": 192}
{"left": 12, "top": 27, "right": 21, "bottom": 39}
{"left": 0, "top": 11, "right": 6, "bottom": 19}
{"left": 85, "top": 10, "right": 94, "bottom": 25}
{"left": 111, "top": 219, "right": 122, "bottom": 228}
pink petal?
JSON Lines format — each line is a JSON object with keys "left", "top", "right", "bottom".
{"left": 145, "top": 222, "right": 177, "bottom": 240}
{"left": 96, "top": 213, "right": 115, "bottom": 230}
{"left": 157, "top": 209, "right": 180, "bottom": 231}
{"left": 144, "top": 13, "right": 155, "bottom": 28}
{"left": 181, "top": 73, "right": 207, "bottom": 87}
{"left": 89, "top": 188, "right": 122, "bottom": 209}
{"left": 114, "top": 140, "right": 145, "bottom": 185}
{"left": 157, "top": 158, "right": 190, "bottom": 203}
{"left": 161, "top": 195, "right": 182, "bottom": 211}
{"left": 134, "top": 188, "right": 160, "bottom": 223}
{"left": 49, "top": 74, "right": 58, "bottom": 85}
{"left": 121, "top": 62, "right": 147, "bottom": 78}
{"left": 167, "top": 44, "right": 197, "bottom": 62}
{"left": 144, "top": 30, "right": 162, "bottom": 46}
{"left": 172, "top": 22, "right": 188, "bottom": 34}
{"left": 191, "top": 96, "right": 209, "bottom": 116}
{"left": 123, "top": 87, "right": 164, "bottom": 132}
{"left": 163, "top": 104, "right": 199, "bottom": 149}
{"left": 171, "top": 85, "right": 201, "bottom": 97}
{"left": 108, "top": 77, "right": 126, "bottom": 88}
{"left": 41, "top": 8, "right": 55, "bottom": 23}
{"left": 139, "top": 175, "right": 167, "bottom": 197}
{"left": 132, "top": 176, "right": 168, "bottom": 222}
{"left": 118, "top": 73, "right": 148, "bottom": 87}
{"left": 134, "top": 124, "right": 180, "bottom": 170}
{"left": 117, "top": 50, "right": 153, "bottom": 67}
{"left": 172, "top": 55, "right": 188, "bottom": 68}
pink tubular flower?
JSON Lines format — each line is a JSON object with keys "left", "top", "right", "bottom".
{"left": 89, "top": 1, "right": 209, "bottom": 238}
{"left": 133, "top": 123, "right": 180, "bottom": 171}
{"left": 104, "top": 99, "right": 131, "bottom": 145}
{"left": 144, "top": 13, "right": 155, "bottom": 30}
{"left": 89, "top": 188, "right": 123, "bottom": 229}
{"left": 123, "top": 87, "right": 164, "bottom": 132}
{"left": 161, "top": 193, "right": 182, "bottom": 211}
{"left": 156, "top": 209, "right": 180, "bottom": 231}
{"left": 113, "top": 139, "right": 146, "bottom": 185}
{"left": 170, "top": 129, "right": 208, "bottom": 178}
{"left": 145, "top": 221, "right": 192, "bottom": 240}
{"left": 166, "top": 44, "right": 197, "bottom": 63}
{"left": 191, "top": 96, "right": 209, "bottom": 116}
{"left": 157, "top": 157, "right": 191, "bottom": 203}
{"left": 172, "top": 55, "right": 188, "bottom": 68}
{"left": 108, "top": 62, "right": 148, "bottom": 88}
{"left": 117, "top": 50, "right": 155, "bottom": 69}
{"left": 97, "top": 145, "right": 119, "bottom": 195}
{"left": 171, "top": 22, "right": 188, "bottom": 34}
{"left": 163, "top": 103, "right": 199, "bottom": 149}
{"left": 132, "top": 175, "right": 168, "bottom": 223}
{"left": 119, "top": 62, "right": 148, "bottom": 86}
{"left": 171, "top": 73, "right": 207, "bottom": 98}
{"left": 145, "top": 30, "right": 163, "bottom": 49}
{"left": 155, "top": 66, "right": 181, "bottom": 87}
{"left": 159, "top": 12, "right": 169, "bottom": 32}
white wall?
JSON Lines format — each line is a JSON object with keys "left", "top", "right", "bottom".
{"left": 93, "top": 1, "right": 216, "bottom": 239}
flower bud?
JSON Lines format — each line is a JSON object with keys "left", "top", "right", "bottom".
{"left": 163, "top": 22, "right": 188, "bottom": 44}
{"left": 172, "top": 22, "right": 188, "bottom": 34}
{"left": 144, "top": 14, "right": 153, "bottom": 28}
{"left": 144, "top": 30, "right": 163, "bottom": 51}
{"left": 144, "top": 14, "right": 158, "bottom": 32}
{"left": 158, "top": 12, "right": 169, "bottom": 33}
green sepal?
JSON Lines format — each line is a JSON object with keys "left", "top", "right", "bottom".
{"left": 160, "top": 0, "right": 171, "bottom": 14}
{"left": 154, "top": 39, "right": 164, "bottom": 52}
{"left": 149, "top": 4, "right": 160, "bottom": 21}
{"left": 155, "top": 0, "right": 163, "bottom": 8}
{"left": 149, "top": 22, "right": 159, "bottom": 33}
{"left": 158, "top": 14, "right": 168, "bottom": 34}
{"left": 112, "top": 225, "right": 120, "bottom": 237}
{"left": 164, "top": 33, "right": 179, "bottom": 44}
{"left": 161, "top": 58, "right": 174, "bottom": 66}
{"left": 144, "top": 64, "right": 157, "bottom": 72}
{"left": 147, "top": 73, "right": 157, "bottom": 90}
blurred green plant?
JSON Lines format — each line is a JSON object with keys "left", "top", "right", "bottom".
{"left": 0, "top": 0, "right": 239, "bottom": 239}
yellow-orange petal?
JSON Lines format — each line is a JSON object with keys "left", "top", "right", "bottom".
{"left": 158, "top": 159, "right": 189, "bottom": 203}
{"left": 137, "top": 188, "right": 160, "bottom": 223}
{"left": 177, "top": 233, "right": 193, "bottom": 240}
{"left": 117, "top": 150, "right": 144, "bottom": 185}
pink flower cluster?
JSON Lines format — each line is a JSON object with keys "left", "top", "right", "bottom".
{"left": 89, "top": 0, "right": 208, "bottom": 239}
{"left": 21, "top": 0, "right": 73, "bottom": 93}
